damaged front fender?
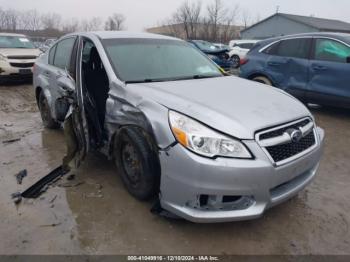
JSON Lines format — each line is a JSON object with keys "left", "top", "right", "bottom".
{"left": 105, "top": 82, "right": 176, "bottom": 157}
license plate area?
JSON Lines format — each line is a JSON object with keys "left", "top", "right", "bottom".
{"left": 19, "top": 69, "right": 32, "bottom": 74}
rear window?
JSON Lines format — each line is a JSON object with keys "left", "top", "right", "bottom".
{"left": 263, "top": 38, "right": 311, "bottom": 59}
{"left": 53, "top": 37, "right": 76, "bottom": 69}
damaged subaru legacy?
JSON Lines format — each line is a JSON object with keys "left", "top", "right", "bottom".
{"left": 33, "top": 32, "right": 324, "bottom": 223}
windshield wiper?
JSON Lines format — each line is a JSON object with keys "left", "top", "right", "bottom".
{"left": 192, "top": 74, "right": 222, "bottom": 79}
{"left": 125, "top": 79, "right": 167, "bottom": 84}
{"left": 125, "top": 74, "right": 222, "bottom": 84}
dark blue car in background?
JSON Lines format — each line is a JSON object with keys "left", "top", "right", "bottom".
{"left": 240, "top": 33, "right": 350, "bottom": 109}
{"left": 188, "top": 40, "right": 234, "bottom": 71}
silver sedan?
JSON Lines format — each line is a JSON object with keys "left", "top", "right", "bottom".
{"left": 33, "top": 31, "right": 324, "bottom": 223}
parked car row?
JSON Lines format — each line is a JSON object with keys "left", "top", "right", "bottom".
{"left": 188, "top": 40, "right": 234, "bottom": 71}
{"left": 239, "top": 32, "right": 350, "bottom": 109}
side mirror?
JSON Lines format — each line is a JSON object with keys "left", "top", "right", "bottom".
{"left": 347, "top": 56, "right": 350, "bottom": 63}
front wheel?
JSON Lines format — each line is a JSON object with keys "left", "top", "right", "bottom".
{"left": 113, "top": 127, "right": 160, "bottom": 201}
{"left": 38, "top": 91, "right": 61, "bottom": 129}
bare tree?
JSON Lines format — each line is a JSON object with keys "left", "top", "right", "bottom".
{"left": 0, "top": 8, "right": 5, "bottom": 30}
{"left": 104, "top": 13, "right": 126, "bottom": 31}
{"left": 81, "top": 17, "right": 102, "bottom": 31}
{"left": 241, "top": 9, "right": 252, "bottom": 29}
{"left": 206, "top": 0, "right": 227, "bottom": 41}
{"left": 41, "top": 13, "right": 62, "bottom": 30}
{"left": 219, "top": 4, "right": 240, "bottom": 43}
{"left": 1, "top": 9, "right": 21, "bottom": 31}
{"left": 62, "top": 18, "right": 80, "bottom": 33}
{"left": 171, "top": 0, "right": 202, "bottom": 39}
{"left": 21, "top": 10, "right": 42, "bottom": 31}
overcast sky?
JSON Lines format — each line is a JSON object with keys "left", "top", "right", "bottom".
{"left": 0, "top": 0, "right": 349, "bottom": 31}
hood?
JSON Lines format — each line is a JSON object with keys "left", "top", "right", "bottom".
{"left": 127, "top": 76, "right": 311, "bottom": 139}
{"left": 0, "top": 48, "right": 41, "bottom": 57}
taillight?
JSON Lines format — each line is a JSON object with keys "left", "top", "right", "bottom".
{"left": 240, "top": 58, "right": 249, "bottom": 66}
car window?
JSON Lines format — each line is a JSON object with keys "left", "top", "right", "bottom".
{"left": 276, "top": 38, "right": 311, "bottom": 59}
{"left": 240, "top": 43, "right": 255, "bottom": 50}
{"left": 262, "top": 42, "right": 280, "bottom": 55}
{"left": 314, "top": 39, "right": 350, "bottom": 63}
{"left": 82, "top": 41, "right": 94, "bottom": 63}
{"left": 48, "top": 45, "right": 57, "bottom": 65}
{"left": 53, "top": 37, "right": 76, "bottom": 70}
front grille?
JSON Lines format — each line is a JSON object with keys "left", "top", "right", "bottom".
{"left": 256, "top": 118, "right": 317, "bottom": 165}
{"left": 266, "top": 131, "right": 316, "bottom": 162}
{"left": 10, "top": 63, "right": 34, "bottom": 68}
{"left": 7, "top": 55, "right": 37, "bottom": 59}
{"left": 260, "top": 119, "right": 310, "bottom": 140}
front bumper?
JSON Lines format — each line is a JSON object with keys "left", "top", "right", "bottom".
{"left": 0, "top": 59, "right": 35, "bottom": 78}
{"left": 159, "top": 127, "right": 325, "bottom": 223}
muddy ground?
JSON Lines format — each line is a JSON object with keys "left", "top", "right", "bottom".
{"left": 0, "top": 83, "right": 349, "bottom": 255}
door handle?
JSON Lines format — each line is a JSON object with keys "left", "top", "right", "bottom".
{"left": 268, "top": 62, "right": 282, "bottom": 66}
{"left": 312, "top": 65, "right": 327, "bottom": 71}
{"left": 43, "top": 71, "right": 50, "bottom": 77}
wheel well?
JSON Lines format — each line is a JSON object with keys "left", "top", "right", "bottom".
{"left": 109, "top": 125, "right": 159, "bottom": 159}
{"left": 35, "top": 86, "right": 42, "bottom": 104}
{"left": 248, "top": 73, "right": 274, "bottom": 86}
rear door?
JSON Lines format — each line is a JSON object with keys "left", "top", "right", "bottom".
{"left": 307, "top": 38, "right": 350, "bottom": 107}
{"left": 264, "top": 38, "right": 312, "bottom": 100}
{"left": 52, "top": 37, "right": 77, "bottom": 99}
{"left": 45, "top": 37, "right": 77, "bottom": 119}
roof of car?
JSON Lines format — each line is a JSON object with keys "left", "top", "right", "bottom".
{"left": 86, "top": 31, "right": 180, "bottom": 41}
{"left": 0, "top": 32, "right": 26, "bottom": 37}
{"left": 261, "top": 32, "right": 350, "bottom": 44}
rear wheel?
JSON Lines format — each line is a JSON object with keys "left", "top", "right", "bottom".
{"left": 113, "top": 127, "right": 160, "bottom": 201}
{"left": 231, "top": 55, "right": 240, "bottom": 69}
{"left": 38, "top": 91, "right": 60, "bottom": 129}
{"left": 252, "top": 76, "right": 273, "bottom": 86}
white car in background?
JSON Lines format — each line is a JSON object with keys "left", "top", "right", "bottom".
{"left": 0, "top": 33, "right": 41, "bottom": 83}
{"left": 228, "top": 40, "right": 259, "bottom": 68}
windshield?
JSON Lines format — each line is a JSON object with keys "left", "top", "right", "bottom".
{"left": 0, "top": 36, "right": 35, "bottom": 49}
{"left": 103, "top": 38, "right": 223, "bottom": 83}
{"left": 192, "top": 40, "right": 219, "bottom": 52}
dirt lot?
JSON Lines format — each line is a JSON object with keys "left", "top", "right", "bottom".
{"left": 0, "top": 83, "right": 350, "bottom": 255}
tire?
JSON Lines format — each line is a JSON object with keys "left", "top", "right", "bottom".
{"left": 231, "top": 55, "right": 240, "bottom": 69}
{"left": 38, "top": 91, "right": 61, "bottom": 129}
{"left": 252, "top": 76, "right": 273, "bottom": 86}
{"left": 113, "top": 127, "right": 160, "bottom": 201}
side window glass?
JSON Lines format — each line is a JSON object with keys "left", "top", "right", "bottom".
{"left": 82, "top": 41, "right": 94, "bottom": 63}
{"left": 241, "top": 43, "right": 254, "bottom": 50}
{"left": 276, "top": 38, "right": 311, "bottom": 59}
{"left": 48, "top": 45, "right": 56, "bottom": 65}
{"left": 314, "top": 39, "right": 350, "bottom": 63}
{"left": 53, "top": 37, "right": 76, "bottom": 70}
{"left": 262, "top": 42, "right": 280, "bottom": 55}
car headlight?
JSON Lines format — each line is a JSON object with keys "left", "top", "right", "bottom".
{"left": 0, "top": 54, "right": 7, "bottom": 61}
{"left": 169, "top": 111, "right": 252, "bottom": 159}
